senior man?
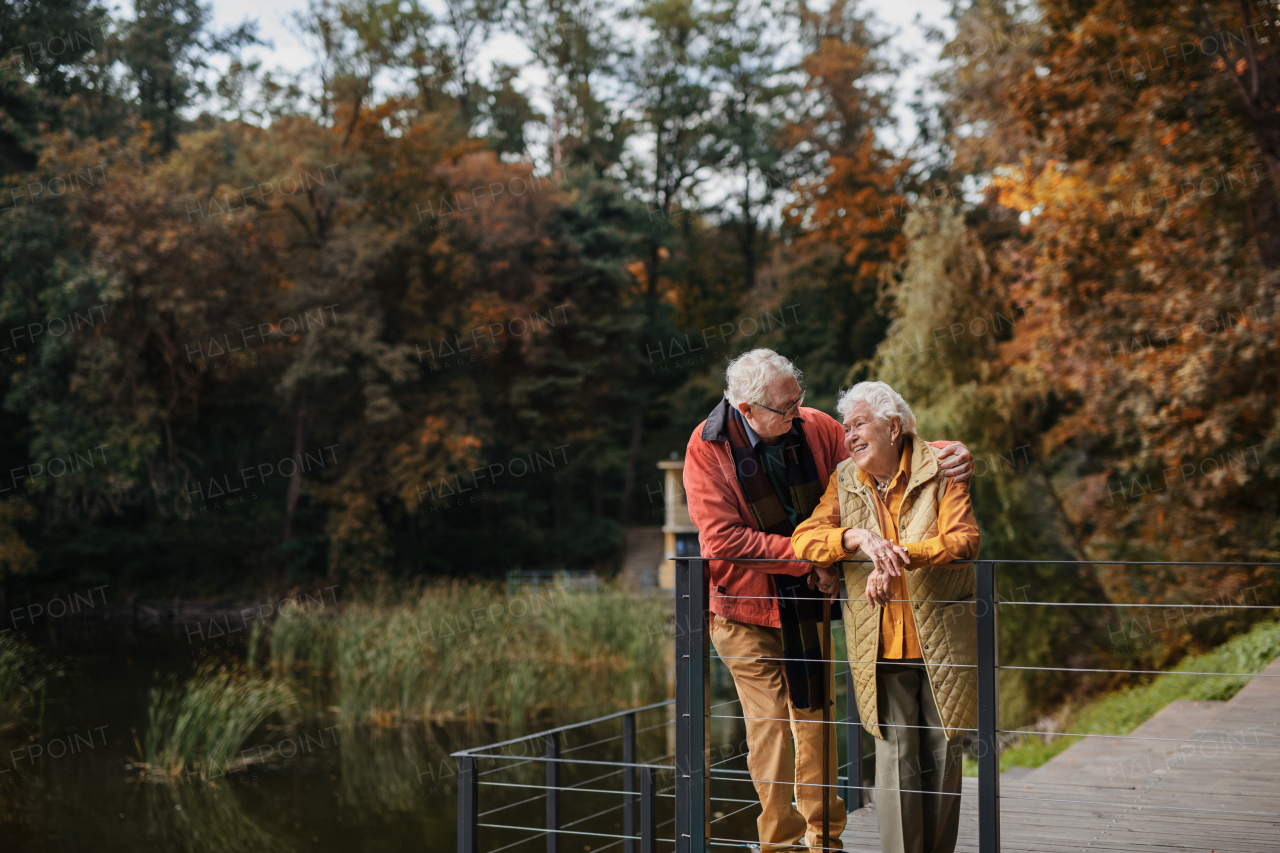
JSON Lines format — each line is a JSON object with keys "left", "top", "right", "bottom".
{"left": 683, "top": 350, "right": 973, "bottom": 853}
{"left": 792, "top": 381, "right": 980, "bottom": 853}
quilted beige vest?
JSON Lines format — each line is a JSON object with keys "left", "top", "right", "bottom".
{"left": 836, "top": 437, "right": 977, "bottom": 740}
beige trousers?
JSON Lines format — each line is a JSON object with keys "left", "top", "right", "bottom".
{"left": 873, "top": 661, "right": 962, "bottom": 853}
{"left": 711, "top": 614, "right": 847, "bottom": 852}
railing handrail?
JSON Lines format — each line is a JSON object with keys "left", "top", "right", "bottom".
{"left": 697, "top": 555, "right": 1280, "bottom": 566}
{"left": 677, "top": 556, "right": 1279, "bottom": 853}
{"left": 457, "top": 555, "right": 1279, "bottom": 853}
{"left": 969, "top": 559, "right": 1280, "bottom": 566}
{"left": 452, "top": 699, "right": 675, "bottom": 758}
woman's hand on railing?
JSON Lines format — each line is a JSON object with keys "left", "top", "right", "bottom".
{"left": 864, "top": 568, "right": 894, "bottom": 606}
{"left": 843, "top": 528, "right": 909, "bottom": 576}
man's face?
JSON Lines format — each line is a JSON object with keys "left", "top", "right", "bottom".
{"left": 738, "top": 375, "right": 803, "bottom": 440}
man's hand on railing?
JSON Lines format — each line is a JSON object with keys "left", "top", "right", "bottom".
{"left": 936, "top": 442, "right": 974, "bottom": 482}
{"left": 808, "top": 564, "right": 840, "bottom": 596}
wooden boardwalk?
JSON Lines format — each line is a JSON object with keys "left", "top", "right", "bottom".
{"left": 840, "top": 657, "right": 1280, "bottom": 852}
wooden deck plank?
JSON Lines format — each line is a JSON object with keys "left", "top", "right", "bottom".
{"left": 842, "top": 809, "right": 1279, "bottom": 849}
{"left": 838, "top": 656, "right": 1280, "bottom": 852}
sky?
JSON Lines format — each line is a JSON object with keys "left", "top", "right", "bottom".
{"left": 191, "top": 0, "right": 955, "bottom": 152}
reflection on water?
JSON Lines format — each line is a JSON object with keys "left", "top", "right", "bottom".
{"left": 338, "top": 727, "right": 447, "bottom": 817}
{"left": 0, "top": 625, "right": 713, "bottom": 853}
{"left": 0, "top": 766, "right": 39, "bottom": 847}
{"left": 145, "top": 782, "right": 294, "bottom": 853}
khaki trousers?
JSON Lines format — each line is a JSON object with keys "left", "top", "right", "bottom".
{"left": 873, "top": 661, "right": 962, "bottom": 853}
{"left": 711, "top": 614, "right": 847, "bottom": 852}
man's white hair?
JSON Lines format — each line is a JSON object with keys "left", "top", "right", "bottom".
{"left": 724, "top": 349, "right": 804, "bottom": 408}
{"left": 836, "top": 381, "right": 917, "bottom": 435}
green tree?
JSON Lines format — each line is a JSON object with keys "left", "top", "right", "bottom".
{"left": 705, "top": 0, "right": 798, "bottom": 292}
{"left": 0, "top": 0, "right": 112, "bottom": 172}
{"left": 119, "top": 0, "right": 257, "bottom": 153}
{"left": 477, "top": 62, "right": 544, "bottom": 157}
{"left": 516, "top": 0, "right": 630, "bottom": 173}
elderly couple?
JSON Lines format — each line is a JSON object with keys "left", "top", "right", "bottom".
{"left": 683, "top": 348, "right": 980, "bottom": 853}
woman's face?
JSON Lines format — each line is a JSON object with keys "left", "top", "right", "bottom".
{"left": 843, "top": 402, "right": 901, "bottom": 476}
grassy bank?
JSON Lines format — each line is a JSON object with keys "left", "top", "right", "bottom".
{"left": 969, "top": 618, "right": 1280, "bottom": 775}
{"left": 254, "top": 582, "right": 671, "bottom": 727}
{"left": 142, "top": 582, "right": 671, "bottom": 778}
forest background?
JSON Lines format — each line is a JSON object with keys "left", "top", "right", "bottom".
{"left": 0, "top": 0, "right": 1277, "bottom": 723}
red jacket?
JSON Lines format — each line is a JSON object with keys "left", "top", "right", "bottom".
{"left": 683, "top": 401, "right": 848, "bottom": 628}
{"left": 684, "top": 400, "right": 954, "bottom": 627}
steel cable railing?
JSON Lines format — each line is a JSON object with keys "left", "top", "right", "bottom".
{"left": 675, "top": 556, "right": 1280, "bottom": 853}
{"left": 454, "top": 699, "right": 678, "bottom": 853}
{"left": 455, "top": 556, "right": 1279, "bottom": 853}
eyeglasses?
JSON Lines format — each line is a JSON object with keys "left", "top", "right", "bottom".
{"left": 752, "top": 390, "right": 805, "bottom": 418}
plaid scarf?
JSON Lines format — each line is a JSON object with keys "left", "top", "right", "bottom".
{"left": 725, "top": 404, "right": 830, "bottom": 710}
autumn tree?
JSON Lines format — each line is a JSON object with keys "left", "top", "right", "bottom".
{"left": 923, "top": 0, "right": 1280, "bottom": 659}
{"left": 763, "top": 0, "right": 906, "bottom": 397}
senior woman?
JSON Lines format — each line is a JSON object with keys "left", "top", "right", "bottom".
{"left": 792, "top": 381, "right": 979, "bottom": 853}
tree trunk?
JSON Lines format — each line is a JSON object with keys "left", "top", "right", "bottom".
{"left": 283, "top": 390, "right": 307, "bottom": 542}
{"left": 739, "top": 166, "right": 758, "bottom": 291}
{"left": 1246, "top": 153, "right": 1280, "bottom": 269}
{"left": 592, "top": 466, "right": 604, "bottom": 517}
{"left": 1034, "top": 459, "right": 1087, "bottom": 561}
{"left": 617, "top": 404, "right": 645, "bottom": 525}
{"left": 163, "top": 78, "right": 176, "bottom": 154}
{"left": 1224, "top": 1, "right": 1280, "bottom": 267}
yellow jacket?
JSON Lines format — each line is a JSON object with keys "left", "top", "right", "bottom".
{"left": 792, "top": 436, "right": 980, "bottom": 740}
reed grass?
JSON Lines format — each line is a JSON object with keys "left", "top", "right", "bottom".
{"left": 142, "top": 661, "right": 299, "bottom": 779}
{"left": 0, "top": 634, "right": 56, "bottom": 731}
{"left": 141, "top": 582, "right": 669, "bottom": 784}
{"left": 258, "top": 582, "right": 671, "bottom": 727}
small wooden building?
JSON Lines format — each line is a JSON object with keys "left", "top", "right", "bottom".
{"left": 656, "top": 458, "right": 698, "bottom": 589}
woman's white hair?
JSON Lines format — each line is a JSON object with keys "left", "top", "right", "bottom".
{"left": 724, "top": 349, "right": 804, "bottom": 408}
{"left": 836, "top": 381, "right": 917, "bottom": 434}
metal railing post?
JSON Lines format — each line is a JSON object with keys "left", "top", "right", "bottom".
{"left": 640, "top": 765, "right": 657, "bottom": 853}
{"left": 624, "top": 711, "right": 637, "bottom": 853}
{"left": 695, "top": 558, "right": 710, "bottom": 853}
{"left": 976, "top": 560, "right": 1001, "bottom": 853}
{"left": 821, "top": 600, "right": 831, "bottom": 845}
{"left": 675, "top": 558, "right": 710, "bottom": 853}
{"left": 675, "top": 559, "right": 690, "bottom": 853}
{"left": 841, "top": 661, "right": 863, "bottom": 810}
{"left": 546, "top": 731, "right": 560, "bottom": 853}
{"left": 457, "top": 754, "right": 477, "bottom": 853}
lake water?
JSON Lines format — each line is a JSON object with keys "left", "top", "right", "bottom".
{"left": 1, "top": 624, "right": 781, "bottom": 852}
